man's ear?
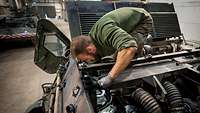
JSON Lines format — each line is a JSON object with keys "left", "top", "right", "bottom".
{"left": 86, "top": 45, "right": 93, "bottom": 53}
{"left": 86, "top": 44, "right": 96, "bottom": 54}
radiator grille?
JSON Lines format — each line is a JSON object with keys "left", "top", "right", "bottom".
{"left": 80, "top": 13, "right": 103, "bottom": 35}
{"left": 79, "top": 12, "right": 181, "bottom": 39}
{"left": 67, "top": 1, "right": 181, "bottom": 40}
{"left": 151, "top": 13, "right": 181, "bottom": 38}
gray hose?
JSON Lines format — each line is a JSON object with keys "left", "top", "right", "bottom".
{"left": 132, "top": 88, "right": 162, "bottom": 113}
{"left": 163, "top": 81, "right": 184, "bottom": 113}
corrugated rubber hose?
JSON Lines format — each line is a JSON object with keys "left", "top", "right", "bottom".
{"left": 132, "top": 88, "right": 162, "bottom": 113}
{"left": 163, "top": 81, "right": 184, "bottom": 113}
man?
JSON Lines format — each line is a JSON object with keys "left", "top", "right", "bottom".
{"left": 71, "top": 7, "right": 153, "bottom": 88}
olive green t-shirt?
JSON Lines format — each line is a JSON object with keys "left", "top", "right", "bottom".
{"left": 89, "top": 7, "right": 151, "bottom": 59}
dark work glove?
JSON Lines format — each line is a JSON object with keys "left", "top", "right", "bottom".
{"left": 98, "top": 74, "right": 113, "bottom": 88}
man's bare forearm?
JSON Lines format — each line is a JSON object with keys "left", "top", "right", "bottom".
{"left": 109, "top": 47, "right": 137, "bottom": 80}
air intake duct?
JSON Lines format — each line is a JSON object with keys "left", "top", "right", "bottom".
{"left": 132, "top": 88, "right": 162, "bottom": 113}
{"left": 163, "top": 81, "right": 184, "bottom": 113}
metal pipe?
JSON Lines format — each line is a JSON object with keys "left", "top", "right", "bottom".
{"left": 48, "top": 93, "right": 55, "bottom": 113}
{"left": 54, "top": 75, "right": 61, "bottom": 113}
{"left": 81, "top": 49, "right": 200, "bottom": 71}
{"left": 153, "top": 75, "right": 167, "bottom": 95}
{"left": 48, "top": 76, "right": 58, "bottom": 113}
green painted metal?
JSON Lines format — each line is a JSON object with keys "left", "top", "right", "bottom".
{"left": 34, "top": 19, "right": 71, "bottom": 74}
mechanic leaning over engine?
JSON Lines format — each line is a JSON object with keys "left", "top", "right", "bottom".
{"left": 71, "top": 7, "right": 153, "bottom": 88}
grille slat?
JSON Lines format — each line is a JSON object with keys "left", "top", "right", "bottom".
{"left": 79, "top": 13, "right": 103, "bottom": 35}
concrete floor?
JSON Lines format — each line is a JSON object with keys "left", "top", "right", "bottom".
{"left": 0, "top": 47, "right": 55, "bottom": 113}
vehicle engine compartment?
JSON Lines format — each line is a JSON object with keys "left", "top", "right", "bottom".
{"left": 80, "top": 50, "right": 200, "bottom": 113}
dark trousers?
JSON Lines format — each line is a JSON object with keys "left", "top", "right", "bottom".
{"left": 130, "top": 14, "right": 153, "bottom": 57}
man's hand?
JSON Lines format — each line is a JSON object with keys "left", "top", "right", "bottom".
{"left": 98, "top": 74, "right": 113, "bottom": 88}
{"left": 98, "top": 47, "right": 137, "bottom": 88}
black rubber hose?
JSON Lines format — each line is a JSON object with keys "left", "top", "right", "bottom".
{"left": 132, "top": 88, "right": 162, "bottom": 113}
{"left": 163, "top": 81, "right": 184, "bottom": 113}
